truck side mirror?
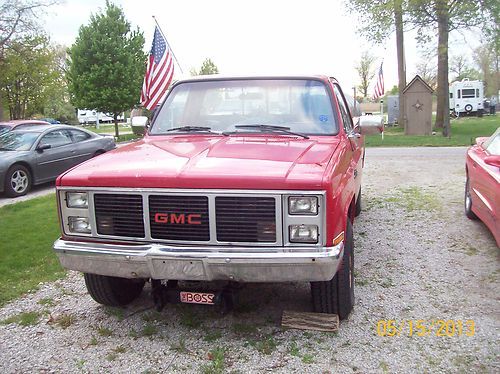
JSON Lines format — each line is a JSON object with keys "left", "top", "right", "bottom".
{"left": 484, "top": 155, "right": 500, "bottom": 168}
{"left": 358, "top": 115, "right": 384, "bottom": 135}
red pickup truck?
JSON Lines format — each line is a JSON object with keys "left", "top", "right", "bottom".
{"left": 53, "top": 75, "right": 382, "bottom": 319}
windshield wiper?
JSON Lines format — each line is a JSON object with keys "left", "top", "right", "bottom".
{"left": 228, "top": 124, "right": 309, "bottom": 139}
{"left": 166, "top": 126, "right": 225, "bottom": 135}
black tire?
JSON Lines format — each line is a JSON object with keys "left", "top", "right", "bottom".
{"left": 4, "top": 164, "right": 32, "bottom": 197}
{"left": 355, "top": 188, "right": 362, "bottom": 217}
{"left": 93, "top": 150, "right": 105, "bottom": 157}
{"left": 311, "top": 220, "right": 355, "bottom": 319}
{"left": 465, "top": 104, "right": 473, "bottom": 113}
{"left": 84, "top": 273, "right": 145, "bottom": 306}
{"left": 464, "top": 176, "right": 478, "bottom": 220}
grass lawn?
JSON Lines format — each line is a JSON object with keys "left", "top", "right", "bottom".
{"left": 366, "top": 115, "right": 499, "bottom": 147}
{"left": 0, "top": 195, "right": 65, "bottom": 307}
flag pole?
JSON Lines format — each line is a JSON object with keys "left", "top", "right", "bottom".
{"left": 152, "top": 16, "right": 184, "bottom": 74}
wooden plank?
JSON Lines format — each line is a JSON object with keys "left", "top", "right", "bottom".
{"left": 281, "top": 310, "right": 339, "bottom": 332}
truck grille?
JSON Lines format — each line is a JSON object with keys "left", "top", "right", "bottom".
{"left": 216, "top": 197, "right": 276, "bottom": 242}
{"left": 94, "top": 194, "right": 145, "bottom": 237}
{"left": 92, "top": 192, "right": 278, "bottom": 244}
{"left": 149, "top": 195, "right": 209, "bottom": 241}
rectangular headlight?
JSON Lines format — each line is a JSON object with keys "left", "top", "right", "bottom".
{"left": 66, "top": 192, "right": 88, "bottom": 208}
{"left": 289, "top": 224, "right": 318, "bottom": 243}
{"left": 289, "top": 196, "right": 318, "bottom": 215}
{"left": 68, "top": 216, "right": 91, "bottom": 234}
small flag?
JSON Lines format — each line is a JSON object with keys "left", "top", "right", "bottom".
{"left": 373, "top": 62, "right": 384, "bottom": 100}
{"left": 141, "top": 26, "right": 174, "bottom": 110}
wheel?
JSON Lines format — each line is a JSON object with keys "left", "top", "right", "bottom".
{"left": 5, "top": 165, "right": 32, "bottom": 197}
{"left": 311, "top": 220, "right": 354, "bottom": 319}
{"left": 464, "top": 104, "right": 473, "bottom": 113}
{"left": 93, "top": 150, "right": 105, "bottom": 157}
{"left": 355, "top": 188, "right": 362, "bottom": 217}
{"left": 83, "top": 273, "right": 145, "bottom": 306}
{"left": 464, "top": 176, "right": 478, "bottom": 220}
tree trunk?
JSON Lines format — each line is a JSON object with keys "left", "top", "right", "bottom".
{"left": 0, "top": 94, "right": 3, "bottom": 121}
{"left": 436, "top": 0, "right": 450, "bottom": 136}
{"left": 114, "top": 113, "right": 119, "bottom": 138}
{"left": 395, "top": 0, "right": 406, "bottom": 129}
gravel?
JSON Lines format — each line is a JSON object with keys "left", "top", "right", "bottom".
{"left": 0, "top": 147, "right": 498, "bottom": 373}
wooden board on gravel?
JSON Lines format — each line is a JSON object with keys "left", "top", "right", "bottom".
{"left": 281, "top": 310, "right": 339, "bottom": 332}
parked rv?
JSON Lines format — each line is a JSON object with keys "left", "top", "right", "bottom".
{"left": 77, "top": 109, "right": 124, "bottom": 125}
{"left": 449, "top": 79, "right": 484, "bottom": 116}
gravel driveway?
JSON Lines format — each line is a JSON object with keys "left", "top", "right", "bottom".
{"left": 0, "top": 147, "right": 498, "bottom": 373}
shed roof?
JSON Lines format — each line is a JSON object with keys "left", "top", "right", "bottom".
{"left": 403, "top": 75, "right": 434, "bottom": 94}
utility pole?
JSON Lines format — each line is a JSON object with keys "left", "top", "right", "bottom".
{"left": 395, "top": 0, "right": 406, "bottom": 129}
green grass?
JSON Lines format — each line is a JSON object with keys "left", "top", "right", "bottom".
{"left": 1, "top": 311, "right": 41, "bottom": 326}
{"left": 366, "top": 115, "right": 498, "bottom": 147}
{"left": 0, "top": 195, "right": 65, "bottom": 307}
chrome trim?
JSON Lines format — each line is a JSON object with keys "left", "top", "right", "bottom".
{"left": 57, "top": 187, "right": 325, "bottom": 248}
{"left": 53, "top": 238, "right": 343, "bottom": 282}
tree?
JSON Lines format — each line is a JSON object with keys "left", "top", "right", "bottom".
{"left": 355, "top": 51, "right": 376, "bottom": 99}
{"left": 0, "top": 35, "right": 61, "bottom": 119}
{"left": 449, "top": 55, "right": 480, "bottom": 82}
{"left": 0, "top": 0, "right": 59, "bottom": 120}
{"left": 198, "top": 58, "right": 219, "bottom": 75}
{"left": 408, "top": 0, "right": 482, "bottom": 137}
{"left": 67, "top": 1, "right": 145, "bottom": 137}
{"left": 474, "top": 44, "right": 499, "bottom": 98}
{"left": 416, "top": 51, "right": 438, "bottom": 89}
{"left": 346, "top": 0, "right": 408, "bottom": 128}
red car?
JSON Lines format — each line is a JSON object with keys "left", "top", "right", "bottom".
{"left": 465, "top": 127, "right": 500, "bottom": 246}
{"left": 52, "top": 75, "right": 382, "bottom": 319}
{"left": 0, "top": 120, "right": 50, "bottom": 135}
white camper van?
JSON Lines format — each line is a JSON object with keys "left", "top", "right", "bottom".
{"left": 449, "top": 79, "right": 484, "bottom": 116}
{"left": 77, "top": 110, "right": 124, "bottom": 124}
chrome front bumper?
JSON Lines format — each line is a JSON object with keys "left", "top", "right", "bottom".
{"left": 53, "top": 239, "right": 343, "bottom": 282}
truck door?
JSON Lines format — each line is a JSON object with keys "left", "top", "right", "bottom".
{"left": 332, "top": 84, "right": 363, "bottom": 195}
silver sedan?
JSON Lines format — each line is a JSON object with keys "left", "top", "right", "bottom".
{"left": 0, "top": 124, "right": 115, "bottom": 197}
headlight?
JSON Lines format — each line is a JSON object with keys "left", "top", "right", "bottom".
{"left": 66, "top": 192, "right": 88, "bottom": 208}
{"left": 68, "top": 216, "right": 91, "bottom": 234}
{"left": 289, "top": 224, "right": 318, "bottom": 243}
{"left": 289, "top": 196, "right": 318, "bottom": 215}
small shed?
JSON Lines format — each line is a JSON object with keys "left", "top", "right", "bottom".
{"left": 403, "top": 75, "right": 434, "bottom": 135}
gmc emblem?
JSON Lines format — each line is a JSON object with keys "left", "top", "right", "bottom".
{"left": 154, "top": 213, "right": 202, "bottom": 225}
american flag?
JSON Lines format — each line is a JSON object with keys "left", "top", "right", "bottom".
{"left": 373, "top": 62, "right": 384, "bottom": 100}
{"left": 140, "top": 27, "right": 174, "bottom": 110}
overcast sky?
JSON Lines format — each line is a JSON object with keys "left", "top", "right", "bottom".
{"left": 42, "top": 0, "right": 483, "bottom": 96}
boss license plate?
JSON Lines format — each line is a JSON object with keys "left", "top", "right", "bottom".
{"left": 180, "top": 291, "right": 216, "bottom": 305}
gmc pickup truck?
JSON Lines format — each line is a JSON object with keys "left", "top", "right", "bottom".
{"left": 53, "top": 75, "right": 382, "bottom": 319}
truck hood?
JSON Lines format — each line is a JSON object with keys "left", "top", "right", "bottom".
{"left": 58, "top": 135, "right": 340, "bottom": 190}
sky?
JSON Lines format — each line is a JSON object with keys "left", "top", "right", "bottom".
{"left": 42, "top": 0, "right": 484, "bottom": 96}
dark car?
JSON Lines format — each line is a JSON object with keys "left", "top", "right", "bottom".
{"left": 39, "top": 118, "right": 61, "bottom": 124}
{"left": 0, "top": 124, "right": 115, "bottom": 197}
{"left": 465, "top": 127, "right": 500, "bottom": 246}
{"left": 0, "top": 120, "right": 51, "bottom": 135}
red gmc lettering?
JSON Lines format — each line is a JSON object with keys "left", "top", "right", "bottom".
{"left": 170, "top": 214, "right": 185, "bottom": 224}
{"left": 153, "top": 213, "right": 202, "bottom": 224}
{"left": 187, "top": 214, "right": 201, "bottom": 225}
{"left": 154, "top": 213, "right": 168, "bottom": 223}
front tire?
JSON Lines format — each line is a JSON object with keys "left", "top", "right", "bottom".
{"left": 464, "top": 176, "right": 478, "bottom": 220}
{"left": 5, "top": 165, "right": 32, "bottom": 197}
{"left": 311, "top": 220, "right": 354, "bottom": 319}
{"left": 84, "top": 273, "right": 145, "bottom": 306}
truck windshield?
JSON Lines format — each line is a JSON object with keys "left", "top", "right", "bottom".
{"left": 150, "top": 79, "right": 338, "bottom": 136}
